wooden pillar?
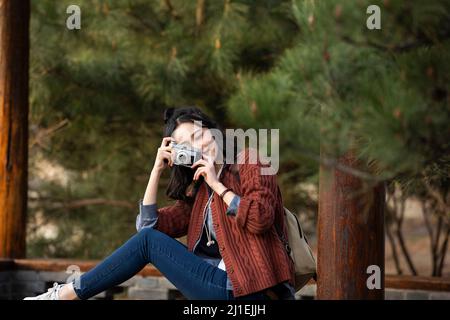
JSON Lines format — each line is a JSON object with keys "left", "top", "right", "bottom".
{"left": 317, "top": 151, "right": 385, "bottom": 299}
{"left": 0, "top": 0, "right": 30, "bottom": 258}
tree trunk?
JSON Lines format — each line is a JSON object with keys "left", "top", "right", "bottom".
{"left": 317, "top": 150, "right": 385, "bottom": 299}
{"left": 0, "top": 0, "right": 30, "bottom": 258}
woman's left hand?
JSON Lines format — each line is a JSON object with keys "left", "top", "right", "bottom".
{"left": 191, "top": 159, "right": 219, "bottom": 189}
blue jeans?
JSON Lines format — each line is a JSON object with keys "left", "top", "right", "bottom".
{"left": 73, "top": 227, "right": 271, "bottom": 300}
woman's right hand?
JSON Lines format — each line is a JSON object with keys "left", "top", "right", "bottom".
{"left": 153, "top": 137, "right": 174, "bottom": 173}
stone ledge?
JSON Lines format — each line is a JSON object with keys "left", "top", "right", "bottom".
{"left": 2, "top": 259, "right": 450, "bottom": 296}
{"left": 128, "top": 287, "right": 169, "bottom": 300}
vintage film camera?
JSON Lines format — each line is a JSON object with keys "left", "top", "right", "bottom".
{"left": 170, "top": 142, "right": 202, "bottom": 167}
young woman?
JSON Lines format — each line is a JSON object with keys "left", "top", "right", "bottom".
{"left": 25, "top": 107, "right": 295, "bottom": 300}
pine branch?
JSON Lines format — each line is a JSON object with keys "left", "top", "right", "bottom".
{"left": 126, "top": 9, "right": 162, "bottom": 33}
{"left": 385, "top": 204, "right": 404, "bottom": 275}
{"left": 29, "top": 119, "right": 69, "bottom": 149}
{"left": 422, "top": 175, "right": 449, "bottom": 218}
{"left": 164, "top": 0, "right": 181, "bottom": 19}
{"left": 437, "top": 227, "right": 450, "bottom": 276}
{"left": 421, "top": 201, "right": 438, "bottom": 276}
{"left": 341, "top": 28, "right": 450, "bottom": 53}
{"left": 196, "top": 0, "right": 206, "bottom": 29}
{"left": 41, "top": 198, "right": 136, "bottom": 210}
{"left": 391, "top": 188, "right": 418, "bottom": 275}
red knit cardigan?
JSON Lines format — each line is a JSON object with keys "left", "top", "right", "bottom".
{"left": 153, "top": 148, "right": 295, "bottom": 297}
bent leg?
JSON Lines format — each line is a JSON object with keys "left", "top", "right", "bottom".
{"left": 73, "top": 228, "right": 229, "bottom": 300}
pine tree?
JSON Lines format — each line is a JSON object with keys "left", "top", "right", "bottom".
{"left": 226, "top": 0, "right": 450, "bottom": 275}
{"left": 28, "top": 0, "right": 300, "bottom": 258}
{"left": 29, "top": 1, "right": 450, "bottom": 270}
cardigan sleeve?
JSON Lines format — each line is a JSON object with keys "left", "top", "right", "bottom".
{"left": 136, "top": 199, "right": 192, "bottom": 238}
{"left": 234, "top": 148, "right": 278, "bottom": 234}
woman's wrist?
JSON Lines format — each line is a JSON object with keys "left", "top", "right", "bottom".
{"left": 211, "top": 181, "right": 226, "bottom": 194}
{"left": 151, "top": 166, "right": 163, "bottom": 177}
{"left": 211, "top": 181, "right": 236, "bottom": 206}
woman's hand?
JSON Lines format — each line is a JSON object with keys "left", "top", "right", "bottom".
{"left": 152, "top": 137, "right": 174, "bottom": 174}
{"left": 191, "top": 159, "right": 220, "bottom": 189}
{"left": 191, "top": 158, "right": 236, "bottom": 204}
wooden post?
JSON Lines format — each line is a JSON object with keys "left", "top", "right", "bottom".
{"left": 317, "top": 151, "right": 385, "bottom": 299}
{"left": 0, "top": 0, "right": 30, "bottom": 258}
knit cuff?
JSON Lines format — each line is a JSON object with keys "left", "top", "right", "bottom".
{"left": 235, "top": 197, "right": 253, "bottom": 229}
{"left": 225, "top": 195, "right": 240, "bottom": 216}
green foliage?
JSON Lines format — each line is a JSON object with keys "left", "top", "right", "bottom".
{"left": 28, "top": 0, "right": 300, "bottom": 258}
{"left": 227, "top": 0, "right": 450, "bottom": 180}
{"left": 28, "top": 0, "right": 450, "bottom": 258}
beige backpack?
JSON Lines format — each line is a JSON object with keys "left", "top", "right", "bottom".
{"left": 276, "top": 207, "right": 317, "bottom": 292}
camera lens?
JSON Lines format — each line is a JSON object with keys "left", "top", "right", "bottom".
{"left": 177, "top": 152, "right": 188, "bottom": 164}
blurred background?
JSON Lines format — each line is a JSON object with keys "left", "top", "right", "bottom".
{"left": 26, "top": 0, "right": 449, "bottom": 278}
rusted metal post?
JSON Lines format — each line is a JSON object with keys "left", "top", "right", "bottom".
{"left": 317, "top": 151, "right": 385, "bottom": 299}
{"left": 0, "top": 0, "right": 30, "bottom": 258}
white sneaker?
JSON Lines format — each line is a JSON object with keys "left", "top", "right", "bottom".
{"left": 23, "top": 282, "right": 64, "bottom": 300}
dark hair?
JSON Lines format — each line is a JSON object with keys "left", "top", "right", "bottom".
{"left": 163, "top": 106, "right": 228, "bottom": 203}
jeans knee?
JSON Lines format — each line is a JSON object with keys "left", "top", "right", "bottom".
{"left": 135, "top": 227, "right": 159, "bottom": 259}
{"left": 138, "top": 226, "right": 157, "bottom": 240}
{"left": 138, "top": 227, "right": 167, "bottom": 246}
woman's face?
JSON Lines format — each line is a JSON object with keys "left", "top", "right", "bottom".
{"left": 171, "top": 122, "right": 218, "bottom": 163}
